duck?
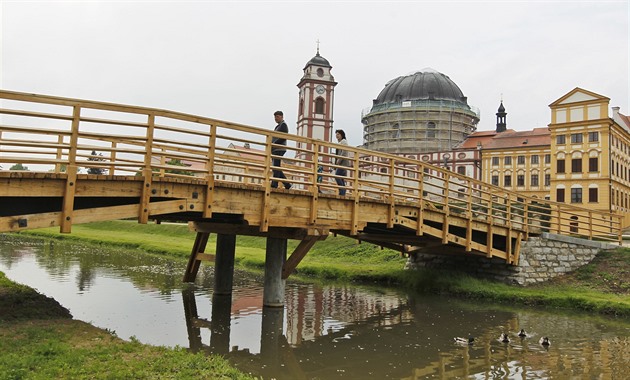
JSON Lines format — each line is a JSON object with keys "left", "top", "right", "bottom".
{"left": 539, "top": 337, "right": 551, "bottom": 346}
{"left": 518, "top": 329, "right": 527, "bottom": 338}
{"left": 454, "top": 336, "right": 475, "bottom": 345}
{"left": 499, "top": 333, "right": 510, "bottom": 343}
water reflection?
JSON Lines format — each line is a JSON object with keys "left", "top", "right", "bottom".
{"left": 2, "top": 234, "right": 630, "bottom": 379}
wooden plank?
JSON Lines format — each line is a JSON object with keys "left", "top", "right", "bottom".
{"left": 60, "top": 105, "right": 81, "bottom": 233}
{"left": 387, "top": 160, "right": 395, "bottom": 228}
{"left": 350, "top": 151, "right": 360, "bottom": 235}
{"left": 282, "top": 237, "right": 319, "bottom": 279}
{"left": 416, "top": 170, "right": 425, "bottom": 236}
{"left": 138, "top": 114, "right": 155, "bottom": 224}
{"left": 183, "top": 232, "right": 210, "bottom": 282}
{"left": 260, "top": 135, "right": 273, "bottom": 232}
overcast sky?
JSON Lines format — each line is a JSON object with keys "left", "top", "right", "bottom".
{"left": 2, "top": 0, "right": 628, "bottom": 147}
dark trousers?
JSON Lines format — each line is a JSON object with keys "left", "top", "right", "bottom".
{"left": 335, "top": 168, "right": 347, "bottom": 195}
{"left": 271, "top": 151, "right": 290, "bottom": 189}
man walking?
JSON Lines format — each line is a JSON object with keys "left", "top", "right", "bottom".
{"left": 270, "top": 111, "right": 291, "bottom": 189}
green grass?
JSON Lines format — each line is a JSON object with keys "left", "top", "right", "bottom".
{"left": 0, "top": 319, "right": 255, "bottom": 380}
{"left": 0, "top": 271, "right": 255, "bottom": 380}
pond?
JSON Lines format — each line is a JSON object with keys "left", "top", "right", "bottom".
{"left": 1, "top": 234, "right": 629, "bottom": 379}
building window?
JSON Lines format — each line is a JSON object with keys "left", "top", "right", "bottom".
{"left": 588, "top": 131, "right": 599, "bottom": 142}
{"left": 589, "top": 188, "right": 598, "bottom": 202}
{"left": 571, "top": 133, "right": 583, "bottom": 144}
{"left": 517, "top": 155, "right": 525, "bottom": 165}
{"left": 504, "top": 175, "right": 512, "bottom": 187}
{"left": 557, "top": 135, "right": 566, "bottom": 144}
{"left": 315, "top": 98, "right": 325, "bottom": 114}
{"left": 517, "top": 175, "right": 525, "bottom": 186}
{"left": 492, "top": 157, "right": 499, "bottom": 166}
{"left": 557, "top": 159, "right": 566, "bottom": 173}
{"left": 556, "top": 188, "right": 565, "bottom": 202}
{"left": 427, "top": 122, "right": 436, "bottom": 138}
{"left": 531, "top": 174, "right": 539, "bottom": 186}
{"left": 492, "top": 175, "right": 499, "bottom": 186}
{"left": 544, "top": 174, "right": 550, "bottom": 186}
{"left": 545, "top": 154, "right": 551, "bottom": 164}
{"left": 504, "top": 156, "right": 512, "bottom": 165}
{"left": 531, "top": 155, "right": 539, "bottom": 164}
{"left": 457, "top": 166, "right": 466, "bottom": 175}
{"left": 571, "top": 158, "right": 582, "bottom": 173}
{"left": 589, "top": 157, "right": 598, "bottom": 172}
{"left": 571, "top": 187, "right": 582, "bottom": 203}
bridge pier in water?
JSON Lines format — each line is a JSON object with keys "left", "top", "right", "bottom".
{"left": 184, "top": 226, "right": 293, "bottom": 308}
{"left": 263, "top": 237, "right": 288, "bottom": 307}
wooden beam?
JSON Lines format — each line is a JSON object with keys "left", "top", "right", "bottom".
{"left": 282, "top": 237, "right": 318, "bottom": 279}
{"left": 192, "top": 221, "right": 329, "bottom": 240}
{"left": 183, "top": 231, "right": 210, "bottom": 282}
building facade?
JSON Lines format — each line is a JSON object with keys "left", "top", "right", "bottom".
{"left": 548, "top": 88, "right": 630, "bottom": 226}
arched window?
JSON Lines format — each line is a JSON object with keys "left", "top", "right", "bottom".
{"left": 427, "top": 122, "right": 436, "bottom": 138}
{"left": 315, "top": 98, "right": 325, "bottom": 114}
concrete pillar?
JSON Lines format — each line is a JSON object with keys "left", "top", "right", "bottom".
{"left": 214, "top": 234, "right": 236, "bottom": 296}
{"left": 263, "top": 237, "right": 287, "bottom": 307}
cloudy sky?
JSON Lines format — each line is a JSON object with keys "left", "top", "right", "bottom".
{"left": 2, "top": 0, "right": 628, "bottom": 147}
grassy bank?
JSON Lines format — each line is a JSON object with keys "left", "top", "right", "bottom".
{"left": 0, "top": 272, "right": 255, "bottom": 380}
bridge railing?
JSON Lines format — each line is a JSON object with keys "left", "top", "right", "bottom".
{"left": 0, "top": 89, "right": 622, "bottom": 244}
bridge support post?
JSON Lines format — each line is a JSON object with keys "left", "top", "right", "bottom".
{"left": 214, "top": 234, "right": 236, "bottom": 295}
{"left": 263, "top": 237, "right": 287, "bottom": 307}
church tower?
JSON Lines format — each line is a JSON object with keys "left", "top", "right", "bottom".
{"left": 496, "top": 101, "right": 507, "bottom": 133}
{"left": 296, "top": 45, "right": 337, "bottom": 161}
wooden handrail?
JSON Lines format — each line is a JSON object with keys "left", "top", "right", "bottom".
{"left": 0, "top": 89, "right": 623, "bottom": 245}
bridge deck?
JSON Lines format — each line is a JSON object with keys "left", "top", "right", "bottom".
{"left": 0, "top": 90, "right": 622, "bottom": 266}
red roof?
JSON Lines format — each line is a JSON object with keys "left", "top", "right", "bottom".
{"left": 482, "top": 128, "right": 550, "bottom": 150}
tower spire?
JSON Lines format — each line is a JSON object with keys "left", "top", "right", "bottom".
{"left": 316, "top": 39, "right": 320, "bottom": 55}
{"left": 496, "top": 98, "right": 507, "bottom": 133}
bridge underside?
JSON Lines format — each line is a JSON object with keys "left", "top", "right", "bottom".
{"left": 0, "top": 172, "right": 523, "bottom": 272}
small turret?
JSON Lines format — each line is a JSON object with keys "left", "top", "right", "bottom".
{"left": 496, "top": 101, "right": 507, "bottom": 133}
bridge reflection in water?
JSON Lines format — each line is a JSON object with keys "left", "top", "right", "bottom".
{"left": 181, "top": 284, "right": 630, "bottom": 380}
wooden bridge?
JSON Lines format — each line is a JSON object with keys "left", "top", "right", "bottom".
{"left": 0, "top": 90, "right": 622, "bottom": 291}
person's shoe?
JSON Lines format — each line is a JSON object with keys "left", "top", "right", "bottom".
{"left": 285, "top": 184, "right": 292, "bottom": 190}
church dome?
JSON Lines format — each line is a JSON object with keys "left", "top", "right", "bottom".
{"left": 374, "top": 68, "right": 467, "bottom": 105}
{"left": 304, "top": 52, "right": 331, "bottom": 69}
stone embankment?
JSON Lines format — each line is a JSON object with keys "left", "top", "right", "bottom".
{"left": 406, "top": 233, "right": 618, "bottom": 285}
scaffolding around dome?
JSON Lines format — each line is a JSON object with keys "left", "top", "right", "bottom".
{"left": 361, "top": 98, "right": 480, "bottom": 153}
{"left": 361, "top": 70, "right": 480, "bottom": 154}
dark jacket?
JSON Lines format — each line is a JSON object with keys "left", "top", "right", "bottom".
{"left": 272, "top": 121, "right": 288, "bottom": 153}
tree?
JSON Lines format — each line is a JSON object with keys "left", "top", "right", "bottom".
{"left": 164, "top": 159, "right": 193, "bottom": 176}
{"left": 10, "top": 163, "right": 29, "bottom": 171}
{"left": 86, "top": 150, "right": 106, "bottom": 175}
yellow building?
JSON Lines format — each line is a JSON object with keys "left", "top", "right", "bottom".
{"left": 549, "top": 87, "right": 630, "bottom": 227}
{"left": 479, "top": 127, "right": 552, "bottom": 200}
{"left": 467, "top": 88, "right": 629, "bottom": 229}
